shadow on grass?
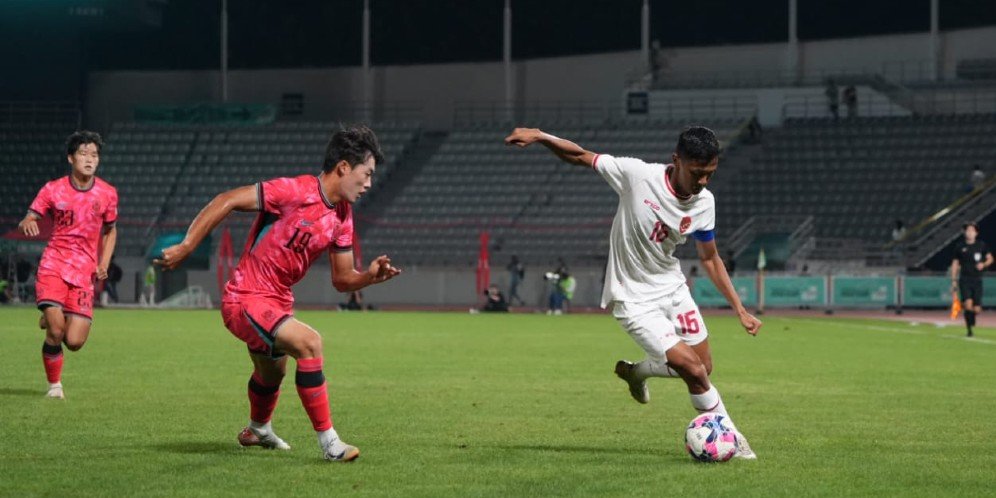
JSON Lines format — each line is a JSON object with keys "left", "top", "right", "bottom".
{"left": 0, "top": 387, "right": 41, "bottom": 397}
{"left": 155, "top": 441, "right": 236, "bottom": 455}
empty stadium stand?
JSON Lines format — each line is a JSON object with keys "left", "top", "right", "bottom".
{"left": 360, "top": 119, "right": 747, "bottom": 267}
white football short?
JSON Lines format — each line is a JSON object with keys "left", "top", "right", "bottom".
{"left": 611, "top": 283, "right": 709, "bottom": 363}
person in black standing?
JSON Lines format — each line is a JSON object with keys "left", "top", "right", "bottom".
{"left": 106, "top": 257, "right": 123, "bottom": 303}
{"left": 950, "top": 222, "right": 993, "bottom": 337}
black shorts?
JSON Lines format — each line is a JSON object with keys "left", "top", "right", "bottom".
{"left": 959, "top": 277, "right": 983, "bottom": 306}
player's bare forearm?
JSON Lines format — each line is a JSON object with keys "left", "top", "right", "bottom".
{"left": 156, "top": 185, "right": 258, "bottom": 269}
{"left": 331, "top": 252, "right": 401, "bottom": 292}
{"left": 504, "top": 128, "right": 596, "bottom": 167}
{"left": 332, "top": 270, "right": 374, "bottom": 293}
{"left": 697, "top": 240, "right": 761, "bottom": 335}
{"left": 701, "top": 253, "right": 746, "bottom": 314}
{"left": 97, "top": 226, "right": 117, "bottom": 277}
{"left": 950, "top": 260, "right": 960, "bottom": 282}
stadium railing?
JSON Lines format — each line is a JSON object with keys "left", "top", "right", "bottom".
{"left": 453, "top": 97, "right": 757, "bottom": 127}
{"left": 627, "top": 59, "right": 935, "bottom": 90}
{"left": 0, "top": 101, "right": 81, "bottom": 127}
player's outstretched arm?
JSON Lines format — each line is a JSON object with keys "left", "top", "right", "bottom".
{"left": 17, "top": 212, "right": 41, "bottom": 237}
{"left": 155, "top": 185, "right": 258, "bottom": 270}
{"left": 330, "top": 251, "right": 401, "bottom": 292}
{"left": 96, "top": 225, "right": 117, "bottom": 280}
{"left": 696, "top": 239, "right": 762, "bottom": 336}
{"left": 504, "top": 128, "right": 597, "bottom": 167}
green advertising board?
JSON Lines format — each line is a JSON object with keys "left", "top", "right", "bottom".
{"left": 831, "top": 277, "right": 897, "bottom": 307}
{"left": 692, "top": 277, "right": 757, "bottom": 307}
{"left": 763, "top": 276, "right": 826, "bottom": 307}
{"left": 902, "top": 276, "right": 953, "bottom": 307}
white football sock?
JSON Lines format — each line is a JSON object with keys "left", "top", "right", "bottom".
{"left": 318, "top": 427, "right": 341, "bottom": 449}
{"left": 634, "top": 359, "right": 680, "bottom": 379}
{"left": 689, "top": 384, "right": 738, "bottom": 432}
{"left": 249, "top": 420, "right": 272, "bottom": 434}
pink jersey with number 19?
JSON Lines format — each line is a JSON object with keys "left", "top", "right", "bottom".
{"left": 223, "top": 175, "right": 354, "bottom": 307}
{"left": 28, "top": 176, "right": 118, "bottom": 287}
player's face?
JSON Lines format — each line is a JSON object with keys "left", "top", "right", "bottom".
{"left": 672, "top": 154, "right": 718, "bottom": 196}
{"left": 965, "top": 226, "right": 978, "bottom": 242}
{"left": 68, "top": 143, "right": 100, "bottom": 177}
{"left": 341, "top": 155, "right": 376, "bottom": 203}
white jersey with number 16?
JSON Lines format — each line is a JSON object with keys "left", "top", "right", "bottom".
{"left": 592, "top": 154, "right": 716, "bottom": 308}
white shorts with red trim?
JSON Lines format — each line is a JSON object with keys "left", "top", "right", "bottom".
{"left": 611, "top": 284, "right": 709, "bottom": 362}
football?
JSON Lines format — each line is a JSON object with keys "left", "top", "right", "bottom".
{"left": 684, "top": 412, "right": 738, "bottom": 462}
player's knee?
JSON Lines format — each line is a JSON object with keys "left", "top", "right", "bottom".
{"left": 64, "top": 338, "right": 85, "bottom": 352}
{"left": 703, "top": 359, "right": 714, "bottom": 376}
{"left": 292, "top": 332, "right": 323, "bottom": 359}
{"left": 46, "top": 325, "right": 66, "bottom": 343}
{"left": 669, "top": 355, "right": 708, "bottom": 386}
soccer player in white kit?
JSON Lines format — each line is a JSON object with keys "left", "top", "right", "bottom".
{"left": 505, "top": 125, "right": 761, "bottom": 459}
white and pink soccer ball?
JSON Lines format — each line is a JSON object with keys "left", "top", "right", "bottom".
{"left": 684, "top": 412, "right": 738, "bottom": 462}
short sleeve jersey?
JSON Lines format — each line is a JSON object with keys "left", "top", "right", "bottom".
{"left": 592, "top": 154, "right": 716, "bottom": 308}
{"left": 28, "top": 176, "right": 118, "bottom": 287}
{"left": 224, "top": 175, "right": 354, "bottom": 306}
{"left": 954, "top": 239, "right": 991, "bottom": 279}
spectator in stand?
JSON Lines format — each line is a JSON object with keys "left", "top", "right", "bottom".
{"left": 825, "top": 79, "right": 840, "bottom": 120}
{"left": 970, "top": 165, "right": 986, "bottom": 191}
{"left": 506, "top": 255, "right": 525, "bottom": 306}
{"left": 843, "top": 86, "right": 858, "bottom": 118}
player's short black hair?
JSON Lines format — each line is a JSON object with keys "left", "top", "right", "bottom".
{"left": 675, "top": 126, "right": 720, "bottom": 163}
{"left": 66, "top": 130, "right": 103, "bottom": 156}
{"left": 322, "top": 124, "right": 385, "bottom": 173}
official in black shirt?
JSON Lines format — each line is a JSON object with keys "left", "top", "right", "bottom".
{"left": 950, "top": 222, "right": 993, "bottom": 337}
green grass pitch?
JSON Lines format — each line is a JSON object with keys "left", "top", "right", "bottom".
{"left": 1, "top": 307, "right": 994, "bottom": 497}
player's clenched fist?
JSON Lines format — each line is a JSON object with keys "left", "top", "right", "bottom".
{"left": 738, "top": 310, "right": 762, "bottom": 336}
{"left": 504, "top": 128, "right": 544, "bottom": 147}
{"left": 368, "top": 255, "right": 401, "bottom": 284}
{"left": 154, "top": 243, "right": 191, "bottom": 270}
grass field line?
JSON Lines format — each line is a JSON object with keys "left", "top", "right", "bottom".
{"left": 784, "top": 317, "right": 996, "bottom": 346}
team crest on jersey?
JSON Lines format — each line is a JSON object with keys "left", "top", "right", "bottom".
{"left": 679, "top": 216, "right": 692, "bottom": 234}
{"left": 91, "top": 201, "right": 102, "bottom": 216}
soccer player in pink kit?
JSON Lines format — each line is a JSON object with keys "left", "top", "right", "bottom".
{"left": 18, "top": 131, "right": 118, "bottom": 399}
{"left": 155, "top": 125, "right": 400, "bottom": 462}
{"left": 506, "top": 125, "right": 762, "bottom": 459}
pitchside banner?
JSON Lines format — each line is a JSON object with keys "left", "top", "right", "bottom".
{"left": 831, "top": 277, "right": 897, "bottom": 307}
{"left": 764, "top": 276, "right": 826, "bottom": 307}
{"left": 902, "top": 276, "right": 954, "bottom": 307}
{"left": 692, "top": 277, "right": 757, "bottom": 307}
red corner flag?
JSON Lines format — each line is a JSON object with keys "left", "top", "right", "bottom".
{"left": 476, "top": 231, "right": 491, "bottom": 296}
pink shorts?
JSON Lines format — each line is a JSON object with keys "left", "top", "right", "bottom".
{"left": 221, "top": 297, "right": 293, "bottom": 358}
{"left": 36, "top": 271, "right": 94, "bottom": 320}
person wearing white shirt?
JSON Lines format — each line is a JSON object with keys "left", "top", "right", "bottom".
{"left": 505, "top": 125, "right": 762, "bottom": 459}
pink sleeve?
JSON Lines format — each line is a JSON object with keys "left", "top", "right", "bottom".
{"left": 332, "top": 204, "right": 354, "bottom": 253}
{"left": 103, "top": 188, "right": 119, "bottom": 225}
{"left": 258, "top": 177, "right": 298, "bottom": 213}
{"left": 28, "top": 183, "right": 52, "bottom": 218}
